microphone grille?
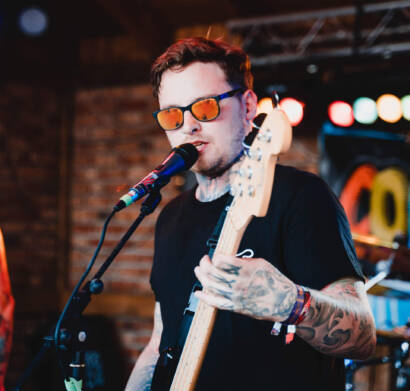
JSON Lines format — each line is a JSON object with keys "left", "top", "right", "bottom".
{"left": 174, "top": 143, "right": 199, "bottom": 169}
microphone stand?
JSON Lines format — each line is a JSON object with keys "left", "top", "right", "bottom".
{"left": 13, "top": 191, "right": 162, "bottom": 391}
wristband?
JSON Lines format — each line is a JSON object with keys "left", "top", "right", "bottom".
{"left": 294, "top": 289, "right": 311, "bottom": 325}
{"left": 283, "top": 284, "right": 305, "bottom": 325}
{"left": 270, "top": 285, "right": 312, "bottom": 344}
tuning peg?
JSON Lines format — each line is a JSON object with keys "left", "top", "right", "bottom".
{"left": 255, "top": 148, "right": 262, "bottom": 161}
{"left": 246, "top": 148, "right": 262, "bottom": 161}
{"left": 246, "top": 166, "right": 253, "bottom": 179}
{"left": 248, "top": 185, "right": 255, "bottom": 197}
{"left": 230, "top": 183, "right": 243, "bottom": 197}
{"left": 256, "top": 129, "right": 272, "bottom": 143}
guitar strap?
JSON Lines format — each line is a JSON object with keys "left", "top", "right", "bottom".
{"left": 176, "top": 194, "right": 233, "bottom": 349}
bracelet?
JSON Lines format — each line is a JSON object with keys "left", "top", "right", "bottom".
{"left": 270, "top": 285, "right": 312, "bottom": 344}
{"left": 295, "top": 289, "right": 311, "bottom": 325}
{"left": 283, "top": 285, "right": 305, "bottom": 325}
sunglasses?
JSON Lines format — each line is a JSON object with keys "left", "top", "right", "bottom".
{"left": 153, "top": 88, "right": 243, "bottom": 131}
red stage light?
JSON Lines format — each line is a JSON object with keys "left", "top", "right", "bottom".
{"left": 279, "top": 98, "right": 304, "bottom": 126}
{"left": 328, "top": 101, "right": 354, "bottom": 127}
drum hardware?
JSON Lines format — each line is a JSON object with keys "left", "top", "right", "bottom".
{"left": 345, "top": 333, "right": 409, "bottom": 391}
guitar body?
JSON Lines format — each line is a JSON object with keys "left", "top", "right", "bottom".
{"left": 152, "top": 108, "right": 292, "bottom": 390}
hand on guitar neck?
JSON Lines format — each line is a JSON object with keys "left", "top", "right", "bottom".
{"left": 194, "top": 254, "right": 298, "bottom": 322}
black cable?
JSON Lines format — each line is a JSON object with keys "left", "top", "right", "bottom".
{"left": 53, "top": 208, "right": 116, "bottom": 380}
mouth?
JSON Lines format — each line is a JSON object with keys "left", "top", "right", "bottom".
{"left": 190, "top": 140, "right": 208, "bottom": 153}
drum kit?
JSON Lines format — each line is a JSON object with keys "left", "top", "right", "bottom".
{"left": 345, "top": 233, "right": 410, "bottom": 391}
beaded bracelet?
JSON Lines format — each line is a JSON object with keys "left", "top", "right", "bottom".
{"left": 270, "top": 285, "right": 311, "bottom": 344}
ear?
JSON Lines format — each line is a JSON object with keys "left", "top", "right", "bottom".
{"left": 241, "top": 89, "right": 258, "bottom": 136}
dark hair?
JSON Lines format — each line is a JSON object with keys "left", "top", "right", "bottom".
{"left": 150, "top": 37, "right": 253, "bottom": 98}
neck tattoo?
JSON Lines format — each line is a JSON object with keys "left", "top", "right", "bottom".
{"left": 194, "top": 153, "right": 244, "bottom": 202}
{"left": 195, "top": 180, "right": 231, "bottom": 202}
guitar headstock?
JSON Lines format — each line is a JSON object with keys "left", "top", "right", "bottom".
{"left": 229, "top": 108, "right": 292, "bottom": 230}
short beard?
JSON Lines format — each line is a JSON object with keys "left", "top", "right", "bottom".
{"left": 197, "top": 149, "right": 244, "bottom": 179}
{"left": 197, "top": 123, "right": 247, "bottom": 178}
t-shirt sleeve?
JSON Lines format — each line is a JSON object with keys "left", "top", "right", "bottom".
{"left": 282, "top": 174, "right": 364, "bottom": 290}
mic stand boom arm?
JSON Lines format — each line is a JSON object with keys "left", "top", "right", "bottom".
{"left": 13, "top": 191, "right": 162, "bottom": 391}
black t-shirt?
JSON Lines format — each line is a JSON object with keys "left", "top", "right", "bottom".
{"left": 150, "top": 164, "right": 364, "bottom": 391}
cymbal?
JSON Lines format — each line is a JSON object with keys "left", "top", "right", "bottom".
{"left": 352, "top": 233, "right": 399, "bottom": 250}
{"left": 352, "top": 232, "right": 410, "bottom": 275}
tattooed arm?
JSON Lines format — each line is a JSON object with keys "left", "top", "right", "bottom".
{"left": 194, "top": 255, "right": 376, "bottom": 360}
{"left": 296, "top": 278, "right": 376, "bottom": 360}
{"left": 125, "top": 302, "right": 162, "bottom": 391}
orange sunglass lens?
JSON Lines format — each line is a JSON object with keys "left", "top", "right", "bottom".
{"left": 157, "top": 108, "right": 183, "bottom": 130}
{"left": 192, "top": 99, "right": 219, "bottom": 121}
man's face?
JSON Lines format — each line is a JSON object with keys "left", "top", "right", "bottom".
{"left": 157, "top": 62, "right": 255, "bottom": 177}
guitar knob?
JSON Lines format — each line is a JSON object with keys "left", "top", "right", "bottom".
{"left": 256, "top": 148, "right": 262, "bottom": 161}
{"left": 248, "top": 185, "right": 255, "bottom": 197}
{"left": 246, "top": 166, "right": 253, "bottom": 179}
{"left": 265, "top": 129, "right": 272, "bottom": 142}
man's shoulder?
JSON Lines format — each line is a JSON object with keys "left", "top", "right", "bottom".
{"left": 275, "top": 164, "right": 327, "bottom": 194}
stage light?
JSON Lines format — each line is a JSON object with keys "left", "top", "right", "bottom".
{"left": 353, "top": 97, "right": 378, "bottom": 124}
{"left": 401, "top": 95, "right": 410, "bottom": 121}
{"left": 328, "top": 101, "right": 354, "bottom": 127}
{"left": 19, "top": 7, "right": 48, "bottom": 36}
{"left": 279, "top": 98, "right": 304, "bottom": 126}
{"left": 257, "top": 97, "right": 274, "bottom": 115}
{"left": 376, "top": 94, "right": 402, "bottom": 123}
{"left": 306, "top": 64, "right": 318, "bottom": 74}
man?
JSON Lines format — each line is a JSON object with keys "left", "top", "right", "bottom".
{"left": 126, "top": 37, "right": 376, "bottom": 390}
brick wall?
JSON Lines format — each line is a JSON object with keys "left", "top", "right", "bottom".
{"left": 0, "top": 83, "right": 63, "bottom": 389}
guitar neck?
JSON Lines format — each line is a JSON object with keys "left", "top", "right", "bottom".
{"left": 170, "top": 214, "right": 249, "bottom": 391}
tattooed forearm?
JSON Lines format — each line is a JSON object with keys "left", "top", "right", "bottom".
{"left": 296, "top": 279, "right": 376, "bottom": 360}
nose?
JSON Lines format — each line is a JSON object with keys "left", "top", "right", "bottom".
{"left": 181, "top": 109, "right": 201, "bottom": 135}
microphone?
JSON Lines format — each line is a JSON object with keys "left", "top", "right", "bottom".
{"left": 114, "top": 143, "right": 198, "bottom": 211}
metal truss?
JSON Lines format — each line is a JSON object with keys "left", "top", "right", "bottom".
{"left": 227, "top": 1, "right": 410, "bottom": 66}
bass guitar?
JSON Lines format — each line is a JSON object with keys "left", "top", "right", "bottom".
{"left": 153, "top": 107, "right": 292, "bottom": 390}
